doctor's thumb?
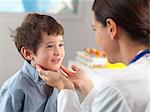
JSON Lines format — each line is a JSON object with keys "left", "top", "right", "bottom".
{"left": 35, "top": 65, "right": 45, "bottom": 76}
{"left": 71, "top": 65, "right": 80, "bottom": 72}
{"left": 36, "top": 65, "right": 41, "bottom": 72}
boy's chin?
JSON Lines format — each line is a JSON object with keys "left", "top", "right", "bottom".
{"left": 44, "top": 66, "right": 60, "bottom": 72}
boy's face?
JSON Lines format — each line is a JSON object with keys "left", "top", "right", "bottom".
{"left": 31, "top": 33, "right": 65, "bottom": 71}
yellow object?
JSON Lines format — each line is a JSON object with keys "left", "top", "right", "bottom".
{"left": 77, "top": 48, "right": 126, "bottom": 69}
{"left": 106, "top": 62, "right": 126, "bottom": 69}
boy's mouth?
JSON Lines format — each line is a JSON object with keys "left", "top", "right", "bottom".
{"left": 51, "top": 58, "right": 61, "bottom": 64}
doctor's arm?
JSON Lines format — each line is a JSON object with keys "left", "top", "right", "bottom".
{"left": 36, "top": 65, "right": 131, "bottom": 112}
{"left": 58, "top": 65, "right": 131, "bottom": 112}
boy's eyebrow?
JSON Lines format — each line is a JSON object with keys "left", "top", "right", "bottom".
{"left": 45, "top": 40, "right": 64, "bottom": 44}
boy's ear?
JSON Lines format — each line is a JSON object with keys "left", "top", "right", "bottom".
{"left": 20, "top": 47, "right": 33, "bottom": 61}
{"left": 106, "top": 18, "right": 118, "bottom": 40}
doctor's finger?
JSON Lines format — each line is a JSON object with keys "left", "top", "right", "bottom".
{"left": 60, "top": 64, "right": 75, "bottom": 76}
{"left": 36, "top": 65, "right": 42, "bottom": 73}
{"left": 36, "top": 65, "right": 46, "bottom": 76}
{"left": 36, "top": 65, "right": 52, "bottom": 77}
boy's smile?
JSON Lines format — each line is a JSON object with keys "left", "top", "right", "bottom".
{"left": 31, "top": 33, "right": 65, "bottom": 71}
{"left": 51, "top": 58, "right": 61, "bottom": 64}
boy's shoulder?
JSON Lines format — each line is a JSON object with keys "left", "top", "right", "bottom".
{"left": 0, "top": 68, "right": 34, "bottom": 95}
{"left": 0, "top": 61, "right": 40, "bottom": 97}
{"left": 0, "top": 70, "right": 24, "bottom": 93}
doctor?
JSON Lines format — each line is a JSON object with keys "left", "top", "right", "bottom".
{"left": 36, "top": 0, "right": 150, "bottom": 112}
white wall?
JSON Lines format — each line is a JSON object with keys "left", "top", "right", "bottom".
{"left": 0, "top": 1, "right": 96, "bottom": 86}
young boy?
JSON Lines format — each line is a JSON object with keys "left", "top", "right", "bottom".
{"left": 0, "top": 13, "right": 65, "bottom": 112}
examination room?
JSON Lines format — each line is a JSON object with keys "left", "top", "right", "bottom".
{"left": 0, "top": 0, "right": 149, "bottom": 112}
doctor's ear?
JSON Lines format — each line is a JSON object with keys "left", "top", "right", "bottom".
{"left": 106, "top": 18, "right": 118, "bottom": 40}
{"left": 20, "top": 47, "right": 33, "bottom": 61}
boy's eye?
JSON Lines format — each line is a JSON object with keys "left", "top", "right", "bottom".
{"left": 47, "top": 45, "right": 53, "bottom": 48}
{"left": 59, "top": 43, "right": 64, "bottom": 47}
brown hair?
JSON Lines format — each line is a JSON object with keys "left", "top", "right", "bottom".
{"left": 12, "top": 13, "right": 64, "bottom": 55}
{"left": 92, "top": 0, "right": 150, "bottom": 46}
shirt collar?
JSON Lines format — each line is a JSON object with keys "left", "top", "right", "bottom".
{"left": 22, "top": 61, "right": 45, "bottom": 85}
{"left": 128, "top": 49, "right": 150, "bottom": 65}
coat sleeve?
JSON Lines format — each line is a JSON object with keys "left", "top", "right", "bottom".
{"left": 57, "top": 87, "right": 97, "bottom": 112}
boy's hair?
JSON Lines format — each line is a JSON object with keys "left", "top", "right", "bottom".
{"left": 12, "top": 13, "right": 64, "bottom": 55}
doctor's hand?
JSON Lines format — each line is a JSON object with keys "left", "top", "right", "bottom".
{"left": 61, "top": 65, "right": 94, "bottom": 97}
{"left": 36, "top": 65, "right": 75, "bottom": 91}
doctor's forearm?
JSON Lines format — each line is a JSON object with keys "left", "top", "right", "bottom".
{"left": 58, "top": 89, "right": 81, "bottom": 112}
{"left": 79, "top": 79, "right": 94, "bottom": 97}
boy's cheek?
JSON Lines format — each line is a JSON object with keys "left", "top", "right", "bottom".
{"left": 63, "top": 50, "right": 65, "bottom": 57}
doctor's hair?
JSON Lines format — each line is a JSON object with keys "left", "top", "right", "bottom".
{"left": 12, "top": 13, "right": 64, "bottom": 55}
{"left": 92, "top": 0, "right": 150, "bottom": 47}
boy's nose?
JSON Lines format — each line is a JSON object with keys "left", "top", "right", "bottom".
{"left": 54, "top": 52, "right": 60, "bottom": 56}
{"left": 54, "top": 47, "right": 60, "bottom": 56}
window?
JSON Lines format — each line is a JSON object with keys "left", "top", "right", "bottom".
{"left": 0, "top": 0, "right": 79, "bottom": 14}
